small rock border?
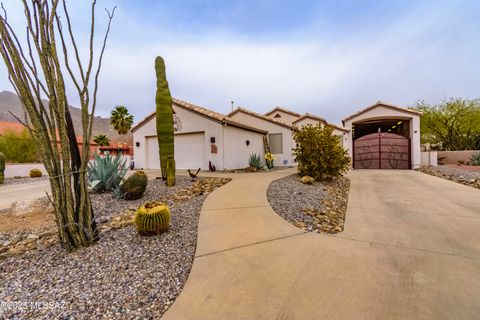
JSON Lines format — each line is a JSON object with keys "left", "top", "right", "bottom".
{"left": 417, "top": 165, "right": 480, "bottom": 189}
{"left": 267, "top": 174, "right": 350, "bottom": 233}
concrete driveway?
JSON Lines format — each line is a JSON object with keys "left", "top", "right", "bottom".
{"left": 164, "top": 169, "right": 480, "bottom": 320}
{"left": 0, "top": 181, "right": 50, "bottom": 210}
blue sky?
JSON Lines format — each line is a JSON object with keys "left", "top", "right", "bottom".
{"left": 1, "top": 0, "right": 479, "bottom": 123}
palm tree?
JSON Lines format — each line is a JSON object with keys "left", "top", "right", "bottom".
{"left": 110, "top": 106, "right": 134, "bottom": 135}
{"left": 92, "top": 134, "right": 110, "bottom": 146}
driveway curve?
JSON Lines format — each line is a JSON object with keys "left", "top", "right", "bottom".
{"left": 163, "top": 169, "right": 480, "bottom": 320}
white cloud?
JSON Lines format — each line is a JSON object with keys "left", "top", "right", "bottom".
{"left": 1, "top": 0, "right": 479, "bottom": 124}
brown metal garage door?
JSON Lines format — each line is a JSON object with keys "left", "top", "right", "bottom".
{"left": 353, "top": 132, "right": 410, "bottom": 169}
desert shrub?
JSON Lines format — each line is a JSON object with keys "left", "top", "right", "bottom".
{"left": 293, "top": 124, "right": 350, "bottom": 180}
{"left": 0, "top": 129, "right": 40, "bottom": 163}
{"left": 248, "top": 153, "right": 262, "bottom": 170}
{"left": 88, "top": 152, "right": 127, "bottom": 193}
{"left": 29, "top": 168, "right": 43, "bottom": 178}
{"left": 470, "top": 152, "right": 480, "bottom": 166}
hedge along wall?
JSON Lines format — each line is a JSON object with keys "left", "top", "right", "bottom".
{"left": 437, "top": 150, "right": 479, "bottom": 164}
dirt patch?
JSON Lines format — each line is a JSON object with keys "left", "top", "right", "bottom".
{"left": 0, "top": 208, "right": 55, "bottom": 234}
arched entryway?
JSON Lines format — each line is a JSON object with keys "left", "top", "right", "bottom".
{"left": 354, "top": 132, "right": 410, "bottom": 169}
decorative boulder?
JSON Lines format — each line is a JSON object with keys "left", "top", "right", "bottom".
{"left": 10, "top": 198, "right": 54, "bottom": 217}
{"left": 300, "top": 175, "right": 315, "bottom": 185}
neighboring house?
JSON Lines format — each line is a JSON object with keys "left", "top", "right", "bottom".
{"left": 342, "top": 101, "right": 421, "bottom": 169}
{"left": 131, "top": 98, "right": 266, "bottom": 171}
{"left": 228, "top": 107, "right": 297, "bottom": 167}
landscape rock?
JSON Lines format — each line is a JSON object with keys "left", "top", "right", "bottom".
{"left": 300, "top": 176, "right": 315, "bottom": 184}
{"left": 10, "top": 198, "right": 54, "bottom": 217}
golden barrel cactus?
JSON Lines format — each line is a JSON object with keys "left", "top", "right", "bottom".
{"left": 134, "top": 202, "right": 170, "bottom": 236}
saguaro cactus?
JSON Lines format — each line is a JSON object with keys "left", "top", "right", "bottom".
{"left": 155, "top": 56, "right": 175, "bottom": 183}
{"left": 166, "top": 157, "right": 175, "bottom": 187}
{"left": 0, "top": 152, "right": 5, "bottom": 184}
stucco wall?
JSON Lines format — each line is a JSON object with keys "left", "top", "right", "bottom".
{"left": 437, "top": 150, "right": 479, "bottom": 164}
{"left": 133, "top": 105, "right": 224, "bottom": 170}
{"left": 343, "top": 106, "right": 421, "bottom": 169}
{"left": 229, "top": 112, "right": 295, "bottom": 166}
{"left": 266, "top": 110, "right": 300, "bottom": 124}
{"left": 421, "top": 151, "right": 438, "bottom": 166}
{"left": 224, "top": 126, "right": 265, "bottom": 170}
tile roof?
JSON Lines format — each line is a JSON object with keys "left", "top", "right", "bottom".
{"left": 342, "top": 101, "right": 422, "bottom": 123}
{"left": 228, "top": 107, "right": 295, "bottom": 130}
{"left": 264, "top": 106, "right": 302, "bottom": 118}
{"left": 131, "top": 98, "right": 267, "bottom": 135}
{"left": 0, "top": 121, "right": 25, "bottom": 135}
{"left": 292, "top": 113, "right": 327, "bottom": 125}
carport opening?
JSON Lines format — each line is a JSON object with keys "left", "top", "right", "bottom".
{"left": 352, "top": 119, "right": 410, "bottom": 141}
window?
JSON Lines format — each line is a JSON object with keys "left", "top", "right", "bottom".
{"left": 274, "top": 113, "right": 281, "bottom": 118}
{"left": 269, "top": 133, "right": 283, "bottom": 154}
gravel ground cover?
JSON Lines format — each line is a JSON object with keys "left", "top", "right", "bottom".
{"left": 0, "top": 176, "right": 49, "bottom": 187}
{"left": 267, "top": 174, "right": 350, "bottom": 233}
{"left": 0, "top": 176, "right": 230, "bottom": 319}
{"left": 418, "top": 165, "right": 480, "bottom": 189}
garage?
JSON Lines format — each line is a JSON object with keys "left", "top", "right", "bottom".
{"left": 146, "top": 132, "right": 205, "bottom": 169}
{"left": 342, "top": 102, "right": 422, "bottom": 169}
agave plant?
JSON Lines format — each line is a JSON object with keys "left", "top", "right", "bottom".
{"left": 470, "top": 152, "right": 480, "bottom": 166}
{"left": 88, "top": 152, "right": 127, "bottom": 193}
{"left": 248, "top": 153, "right": 263, "bottom": 170}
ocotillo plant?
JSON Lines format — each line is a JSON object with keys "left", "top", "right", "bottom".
{"left": 155, "top": 56, "right": 175, "bottom": 183}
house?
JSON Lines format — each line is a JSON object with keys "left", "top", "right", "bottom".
{"left": 342, "top": 101, "right": 421, "bottom": 169}
{"left": 132, "top": 98, "right": 420, "bottom": 171}
{"left": 131, "top": 98, "right": 267, "bottom": 171}
{"left": 228, "top": 107, "right": 297, "bottom": 166}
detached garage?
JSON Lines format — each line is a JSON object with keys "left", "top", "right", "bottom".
{"left": 342, "top": 102, "right": 421, "bottom": 169}
{"left": 132, "top": 98, "right": 267, "bottom": 171}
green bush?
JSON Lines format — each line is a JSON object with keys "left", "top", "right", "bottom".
{"left": 293, "top": 124, "right": 350, "bottom": 180}
{"left": 248, "top": 153, "right": 262, "bottom": 170}
{"left": 470, "top": 152, "right": 480, "bottom": 166}
{"left": 0, "top": 129, "right": 40, "bottom": 163}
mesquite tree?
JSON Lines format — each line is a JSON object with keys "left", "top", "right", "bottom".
{"left": 155, "top": 56, "right": 175, "bottom": 183}
{"left": 0, "top": 0, "right": 115, "bottom": 250}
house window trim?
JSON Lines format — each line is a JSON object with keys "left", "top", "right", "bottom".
{"left": 269, "top": 133, "right": 283, "bottom": 154}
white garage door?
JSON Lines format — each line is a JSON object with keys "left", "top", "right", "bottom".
{"left": 146, "top": 133, "right": 205, "bottom": 170}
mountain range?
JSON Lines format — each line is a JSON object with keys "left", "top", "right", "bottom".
{"left": 0, "top": 90, "right": 130, "bottom": 143}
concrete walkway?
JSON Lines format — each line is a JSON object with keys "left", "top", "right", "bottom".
{"left": 0, "top": 181, "right": 50, "bottom": 210}
{"left": 163, "top": 169, "right": 480, "bottom": 320}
